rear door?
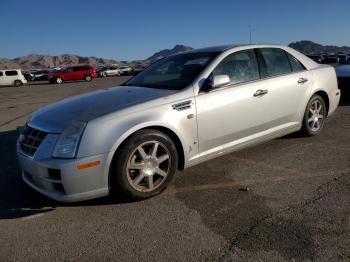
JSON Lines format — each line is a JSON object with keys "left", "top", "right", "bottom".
{"left": 5, "top": 70, "right": 18, "bottom": 85}
{"left": 73, "top": 66, "right": 84, "bottom": 80}
{"left": 256, "top": 48, "right": 312, "bottom": 127}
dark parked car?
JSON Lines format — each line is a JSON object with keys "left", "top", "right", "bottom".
{"left": 338, "top": 54, "right": 350, "bottom": 65}
{"left": 49, "top": 65, "right": 97, "bottom": 84}
{"left": 31, "top": 70, "right": 50, "bottom": 81}
{"left": 306, "top": 54, "right": 326, "bottom": 64}
{"left": 323, "top": 55, "right": 339, "bottom": 64}
{"left": 336, "top": 65, "right": 350, "bottom": 95}
{"left": 131, "top": 65, "right": 146, "bottom": 75}
{"left": 22, "top": 71, "right": 35, "bottom": 81}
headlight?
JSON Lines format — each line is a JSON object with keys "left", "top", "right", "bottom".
{"left": 52, "top": 122, "right": 86, "bottom": 158}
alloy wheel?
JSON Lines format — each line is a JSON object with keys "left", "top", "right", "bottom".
{"left": 308, "top": 99, "right": 325, "bottom": 132}
{"left": 126, "top": 141, "right": 171, "bottom": 193}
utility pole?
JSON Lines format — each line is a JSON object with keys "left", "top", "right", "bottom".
{"left": 249, "top": 25, "right": 252, "bottom": 44}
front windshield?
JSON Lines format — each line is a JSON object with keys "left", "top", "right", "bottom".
{"left": 125, "top": 52, "right": 219, "bottom": 90}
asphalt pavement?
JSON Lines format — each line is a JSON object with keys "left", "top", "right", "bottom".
{"left": 0, "top": 77, "right": 349, "bottom": 261}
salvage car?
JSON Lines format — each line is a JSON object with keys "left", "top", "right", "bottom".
{"left": 49, "top": 65, "right": 97, "bottom": 84}
{"left": 0, "top": 69, "right": 27, "bottom": 86}
{"left": 17, "top": 44, "right": 340, "bottom": 202}
{"left": 97, "top": 66, "right": 121, "bottom": 77}
{"left": 336, "top": 65, "right": 350, "bottom": 94}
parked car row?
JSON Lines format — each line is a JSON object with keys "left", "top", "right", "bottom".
{"left": 0, "top": 64, "right": 146, "bottom": 86}
{"left": 307, "top": 53, "right": 350, "bottom": 64}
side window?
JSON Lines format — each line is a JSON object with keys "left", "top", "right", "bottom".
{"left": 5, "top": 70, "right": 18, "bottom": 76}
{"left": 73, "top": 67, "right": 82, "bottom": 72}
{"left": 258, "top": 48, "right": 291, "bottom": 77}
{"left": 286, "top": 53, "right": 305, "bottom": 72}
{"left": 212, "top": 49, "right": 260, "bottom": 85}
{"left": 0, "top": 72, "right": 3, "bottom": 77}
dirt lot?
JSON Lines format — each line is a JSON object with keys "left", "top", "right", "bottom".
{"left": 0, "top": 78, "right": 349, "bottom": 261}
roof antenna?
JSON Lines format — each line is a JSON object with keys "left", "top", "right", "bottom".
{"left": 249, "top": 25, "right": 252, "bottom": 44}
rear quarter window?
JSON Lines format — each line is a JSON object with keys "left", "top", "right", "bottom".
{"left": 287, "top": 53, "right": 305, "bottom": 72}
{"left": 5, "top": 70, "right": 18, "bottom": 76}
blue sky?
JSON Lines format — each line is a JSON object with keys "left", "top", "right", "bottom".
{"left": 1, "top": 0, "right": 349, "bottom": 60}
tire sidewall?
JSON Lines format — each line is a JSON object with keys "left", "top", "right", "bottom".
{"left": 14, "top": 80, "right": 22, "bottom": 87}
{"left": 302, "top": 94, "right": 326, "bottom": 136}
{"left": 85, "top": 75, "right": 92, "bottom": 81}
{"left": 111, "top": 130, "right": 178, "bottom": 200}
{"left": 56, "top": 77, "right": 62, "bottom": 84}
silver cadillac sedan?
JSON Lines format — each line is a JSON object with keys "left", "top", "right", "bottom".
{"left": 17, "top": 45, "right": 340, "bottom": 202}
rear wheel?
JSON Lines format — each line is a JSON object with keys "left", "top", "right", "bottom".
{"left": 111, "top": 129, "right": 178, "bottom": 200}
{"left": 301, "top": 95, "right": 326, "bottom": 136}
{"left": 14, "top": 80, "right": 22, "bottom": 87}
{"left": 85, "top": 74, "right": 92, "bottom": 81}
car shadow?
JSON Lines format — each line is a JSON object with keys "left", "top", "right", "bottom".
{"left": 0, "top": 131, "right": 128, "bottom": 220}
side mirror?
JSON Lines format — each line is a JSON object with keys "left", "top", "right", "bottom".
{"left": 203, "top": 75, "right": 230, "bottom": 92}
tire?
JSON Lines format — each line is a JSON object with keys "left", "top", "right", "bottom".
{"left": 56, "top": 77, "right": 63, "bottom": 84}
{"left": 85, "top": 74, "right": 92, "bottom": 81}
{"left": 14, "top": 80, "right": 22, "bottom": 87}
{"left": 111, "top": 129, "right": 178, "bottom": 200}
{"left": 301, "top": 94, "right": 326, "bottom": 136}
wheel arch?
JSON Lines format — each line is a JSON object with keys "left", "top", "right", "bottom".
{"left": 313, "top": 90, "right": 330, "bottom": 115}
{"left": 109, "top": 124, "right": 186, "bottom": 172}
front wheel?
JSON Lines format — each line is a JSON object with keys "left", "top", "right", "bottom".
{"left": 56, "top": 77, "right": 63, "bottom": 84}
{"left": 111, "top": 129, "right": 178, "bottom": 200}
{"left": 301, "top": 95, "right": 326, "bottom": 136}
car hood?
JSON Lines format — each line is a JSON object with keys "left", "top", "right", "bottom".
{"left": 336, "top": 65, "right": 350, "bottom": 77}
{"left": 29, "top": 86, "right": 177, "bottom": 133}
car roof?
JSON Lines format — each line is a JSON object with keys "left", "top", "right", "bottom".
{"left": 179, "top": 44, "right": 293, "bottom": 55}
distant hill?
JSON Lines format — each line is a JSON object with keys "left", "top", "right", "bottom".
{"left": 146, "top": 45, "right": 193, "bottom": 63}
{"left": 288, "top": 41, "right": 350, "bottom": 54}
{"left": 128, "top": 45, "right": 194, "bottom": 67}
{"left": 2, "top": 42, "right": 350, "bottom": 70}
{"left": 0, "top": 54, "right": 119, "bottom": 70}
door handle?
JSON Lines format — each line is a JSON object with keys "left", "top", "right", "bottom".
{"left": 298, "top": 77, "right": 308, "bottom": 84}
{"left": 253, "top": 89, "right": 268, "bottom": 97}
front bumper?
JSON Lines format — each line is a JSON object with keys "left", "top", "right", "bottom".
{"left": 17, "top": 148, "right": 110, "bottom": 202}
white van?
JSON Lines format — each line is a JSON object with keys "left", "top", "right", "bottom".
{"left": 0, "top": 69, "right": 27, "bottom": 86}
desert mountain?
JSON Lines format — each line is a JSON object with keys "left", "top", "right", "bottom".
{"left": 0, "top": 54, "right": 119, "bottom": 70}
{"left": 289, "top": 41, "right": 350, "bottom": 54}
{"left": 1, "top": 42, "right": 349, "bottom": 70}
{"left": 128, "top": 45, "right": 194, "bottom": 67}
{"left": 146, "top": 45, "right": 193, "bottom": 63}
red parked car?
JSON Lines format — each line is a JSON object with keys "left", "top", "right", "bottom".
{"left": 49, "top": 65, "right": 97, "bottom": 84}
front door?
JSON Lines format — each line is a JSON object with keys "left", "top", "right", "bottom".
{"left": 195, "top": 49, "right": 271, "bottom": 154}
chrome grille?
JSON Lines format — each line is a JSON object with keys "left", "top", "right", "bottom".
{"left": 19, "top": 125, "right": 47, "bottom": 157}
